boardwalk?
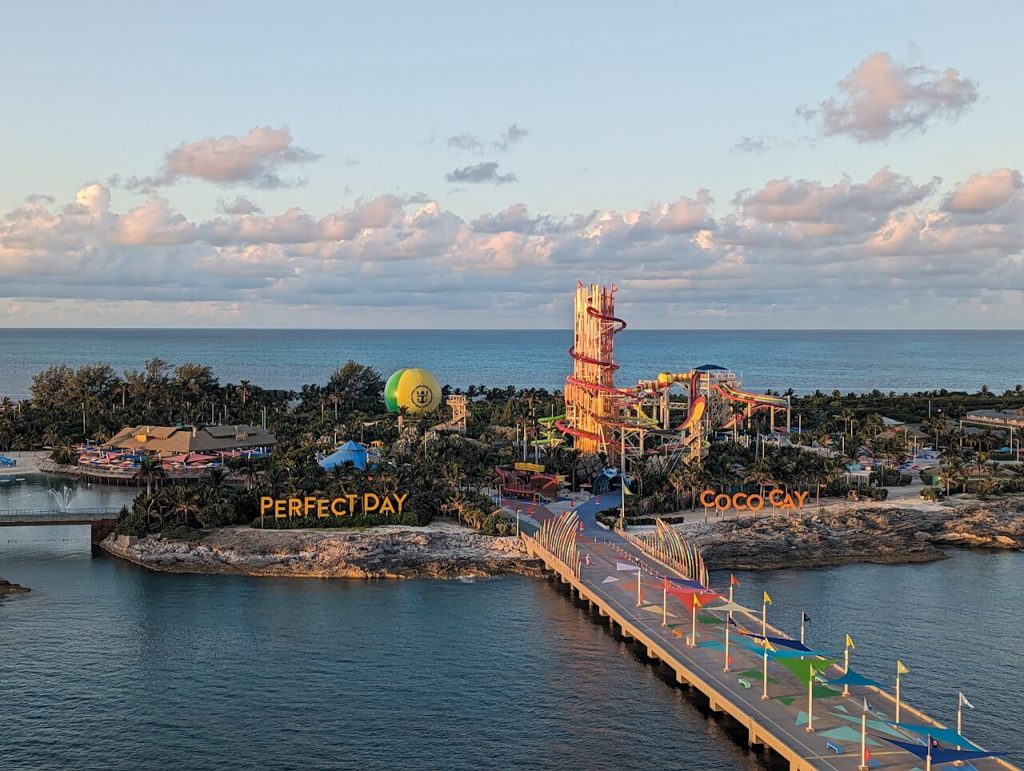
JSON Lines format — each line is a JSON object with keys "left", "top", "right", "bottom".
{"left": 0, "top": 509, "right": 120, "bottom": 543}
{"left": 519, "top": 495, "right": 1017, "bottom": 771}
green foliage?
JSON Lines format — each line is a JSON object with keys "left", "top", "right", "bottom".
{"left": 869, "top": 468, "right": 912, "bottom": 486}
{"left": 920, "top": 486, "right": 946, "bottom": 501}
{"left": 114, "top": 505, "right": 149, "bottom": 537}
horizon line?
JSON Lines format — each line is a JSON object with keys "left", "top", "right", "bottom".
{"left": 2, "top": 326, "right": 1024, "bottom": 333}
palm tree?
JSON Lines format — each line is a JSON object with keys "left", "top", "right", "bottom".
{"left": 743, "top": 460, "right": 775, "bottom": 498}
{"left": 135, "top": 454, "right": 166, "bottom": 497}
{"left": 237, "top": 380, "right": 252, "bottom": 407}
{"left": 169, "top": 484, "right": 201, "bottom": 529}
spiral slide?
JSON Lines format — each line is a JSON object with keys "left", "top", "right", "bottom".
{"left": 715, "top": 382, "right": 789, "bottom": 408}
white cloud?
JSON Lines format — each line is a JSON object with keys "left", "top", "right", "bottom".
{"left": 120, "top": 127, "right": 320, "bottom": 191}
{"left": 945, "top": 169, "right": 1023, "bottom": 213}
{"left": 798, "top": 52, "right": 979, "bottom": 143}
{"left": 1, "top": 168, "right": 1022, "bottom": 327}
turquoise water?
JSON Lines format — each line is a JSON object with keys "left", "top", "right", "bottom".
{"left": 0, "top": 473, "right": 136, "bottom": 512}
{"left": 2, "top": 536, "right": 1021, "bottom": 770}
{"left": 2, "top": 328, "right": 1023, "bottom": 399}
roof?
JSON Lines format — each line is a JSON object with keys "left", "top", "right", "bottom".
{"left": 880, "top": 416, "right": 904, "bottom": 426}
{"left": 694, "top": 364, "right": 728, "bottom": 371}
{"left": 320, "top": 441, "right": 368, "bottom": 470}
{"left": 106, "top": 424, "right": 277, "bottom": 453}
{"left": 962, "top": 410, "right": 1024, "bottom": 428}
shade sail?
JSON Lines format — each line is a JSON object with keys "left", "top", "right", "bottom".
{"left": 826, "top": 668, "right": 884, "bottom": 689}
{"left": 881, "top": 736, "right": 1005, "bottom": 764}
{"left": 738, "top": 630, "right": 815, "bottom": 652}
{"left": 705, "top": 601, "right": 756, "bottom": 615}
{"left": 778, "top": 657, "right": 836, "bottom": 685}
{"left": 665, "top": 576, "right": 705, "bottom": 590}
{"left": 885, "top": 723, "right": 980, "bottom": 751}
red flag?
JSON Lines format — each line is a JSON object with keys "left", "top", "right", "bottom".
{"left": 730, "top": 574, "right": 740, "bottom": 587}
{"left": 662, "top": 578, "right": 669, "bottom": 590}
{"left": 864, "top": 749, "right": 871, "bottom": 762}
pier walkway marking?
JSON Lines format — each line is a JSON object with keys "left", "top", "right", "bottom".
{"left": 517, "top": 492, "right": 1018, "bottom": 771}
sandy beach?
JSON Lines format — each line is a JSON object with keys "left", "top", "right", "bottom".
{"left": 0, "top": 450, "right": 49, "bottom": 476}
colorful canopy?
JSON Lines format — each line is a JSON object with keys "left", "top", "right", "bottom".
{"left": 664, "top": 576, "right": 705, "bottom": 590}
{"left": 826, "top": 668, "right": 884, "bottom": 689}
{"left": 881, "top": 737, "right": 1005, "bottom": 764}
{"left": 737, "top": 630, "right": 814, "bottom": 652}
{"left": 706, "top": 600, "right": 756, "bottom": 615}
{"left": 886, "top": 723, "right": 980, "bottom": 751}
{"left": 778, "top": 657, "right": 836, "bottom": 685}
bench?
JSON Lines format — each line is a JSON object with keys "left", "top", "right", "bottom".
{"left": 826, "top": 742, "right": 842, "bottom": 755}
{"left": 737, "top": 677, "right": 751, "bottom": 689}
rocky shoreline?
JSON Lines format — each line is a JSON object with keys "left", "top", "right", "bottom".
{"left": 0, "top": 578, "right": 31, "bottom": 597}
{"left": 100, "top": 522, "right": 544, "bottom": 580}
{"left": 683, "top": 502, "right": 1024, "bottom": 570}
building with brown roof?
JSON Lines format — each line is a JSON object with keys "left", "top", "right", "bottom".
{"left": 105, "top": 424, "right": 277, "bottom": 454}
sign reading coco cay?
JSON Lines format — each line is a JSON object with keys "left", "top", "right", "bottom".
{"left": 260, "top": 493, "right": 410, "bottom": 519}
{"left": 699, "top": 489, "right": 809, "bottom": 511}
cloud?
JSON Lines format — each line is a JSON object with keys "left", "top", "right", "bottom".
{"left": 945, "top": 169, "right": 1023, "bottom": 213}
{"left": 446, "top": 123, "right": 529, "bottom": 154}
{"left": 120, "top": 126, "right": 320, "bottom": 191}
{"left": 798, "top": 52, "right": 979, "bottom": 142}
{"left": 1, "top": 167, "right": 1022, "bottom": 328}
{"left": 445, "top": 162, "right": 518, "bottom": 185}
{"left": 731, "top": 136, "right": 773, "bottom": 155}
{"left": 217, "top": 197, "right": 264, "bottom": 216}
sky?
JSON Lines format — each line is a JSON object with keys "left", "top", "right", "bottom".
{"left": 1, "top": 0, "right": 1022, "bottom": 329}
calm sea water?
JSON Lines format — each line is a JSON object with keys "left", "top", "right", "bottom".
{"left": 2, "top": 328, "right": 1023, "bottom": 400}
{"left": 2, "top": 532, "right": 1020, "bottom": 770}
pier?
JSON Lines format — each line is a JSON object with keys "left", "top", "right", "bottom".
{"left": 521, "top": 509, "right": 1018, "bottom": 770}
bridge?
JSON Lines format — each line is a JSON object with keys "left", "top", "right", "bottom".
{"left": 0, "top": 509, "right": 120, "bottom": 544}
{"left": 519, "top": 497, "right": 1018, "bottom": 771}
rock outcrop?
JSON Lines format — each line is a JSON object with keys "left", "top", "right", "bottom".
{"left": 0, "top": 578, "right": 31, "bottom": 597}
{"left": 101, "top": 523, "right": 543, "bottom": 580}
{"left": 684, "top": 503, "right": 1024, "bottom": 570}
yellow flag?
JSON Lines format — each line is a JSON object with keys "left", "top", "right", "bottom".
{"left": 846, "top": 633, "right": 855, "bottom": 650}
{"left": 693, "top": 594, "right": 702, "bottom": 609}
{"left": 763, "top": 591, "right": 772, "bottom": 606}
{"left": 763, "top": 638, "right": 777, "bottom": 652}
{"left": 897, "top": 660, "right": 910, "bottom": 675}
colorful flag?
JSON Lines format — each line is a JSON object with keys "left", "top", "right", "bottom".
{"left": 863, "top": 697, "right": 870, "bottom": 713}
{"left": 622, "top": 482, "right": 633, "bottom": 496}
{"left": 693, "top": 595, "right": 702, "bottom": 608}
{"left": 897, "top": 660, "right": 910, "bottom": 675}
{"left": 730, "top": 574, "right": 740, "bottom": 586}
{"left": 846, "top": 633, "right": 856, "bottom": 650}
{"left": 864, "top": 748, "right": 871, "bottom": 762}
{"left": 763, "top": 591, "right": 772, "bottom": 606}
{"left": 762, "top": 638, "right": 777, "bottom": 652}
{"left": 959, "top": 692, "right": 975, "bottom": 709}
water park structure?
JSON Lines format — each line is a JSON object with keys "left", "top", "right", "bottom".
{"left": 554, "top": 281, "right": 791, "bottom": 472}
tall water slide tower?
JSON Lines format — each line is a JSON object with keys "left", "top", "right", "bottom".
{"left": 556, "top": 281, "right": 791, "bottom": 472}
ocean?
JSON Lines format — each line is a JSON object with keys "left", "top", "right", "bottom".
{"left": 2, "top": 329, "right": 1023, "bottom": 770}
{"left": 1, "top": 328, "right": 1023, "bottom": 400}
{"left": 1, "top": 532, "right": 1020, "bottom": 771}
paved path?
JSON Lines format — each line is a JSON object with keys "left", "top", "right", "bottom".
{"left": 525, "top": 490, "right": 1015, "bottom": 770}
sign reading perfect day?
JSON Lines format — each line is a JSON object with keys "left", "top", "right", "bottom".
{"left": 259, "top": 493, "right": 409, "bottom": 519}
{"left": 699, "top": 489, "right": 809, "bottom": 512}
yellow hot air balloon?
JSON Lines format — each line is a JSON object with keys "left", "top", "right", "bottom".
{"left": 384, "top": 368, "right": 442, "bottom": 414}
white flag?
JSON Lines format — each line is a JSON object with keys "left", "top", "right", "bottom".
{"left": 616, "top": 561, "right": 640, "bottom": 572}
{"left": 959, "top": 692, "right": 975, "bottom": 709}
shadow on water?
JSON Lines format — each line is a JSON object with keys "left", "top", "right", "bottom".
{"left": 542, "top": 574, "right": 788, "bottom": 771}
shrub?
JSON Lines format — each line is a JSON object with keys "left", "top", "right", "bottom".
{"left": 920, "top": 486, "right": 945, "bottom": 501}
{"left": 114, "top": 506, "right": 149, "bottom": 537}
{"left": 869, "top": 469, "right": 912, "bottom": 486}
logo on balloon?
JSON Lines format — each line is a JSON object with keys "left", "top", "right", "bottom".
{"left": 412, "top": 384, "right": 434, "bottom": 406}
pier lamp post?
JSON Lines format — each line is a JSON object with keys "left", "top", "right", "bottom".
{"left": 635, "top": 558, "right": 642, "bottom": 607}
{"left": 515, "top": 508, "right": 521, "bottom": 537}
